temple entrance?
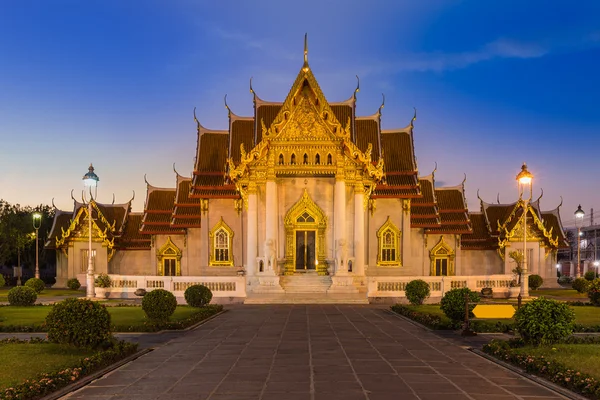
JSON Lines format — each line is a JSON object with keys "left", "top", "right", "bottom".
{"left": 295, "top": 230, "right": 316, "bottom": 271}
{"left": 284, "top": 190, "right": 328, "bottom": 275}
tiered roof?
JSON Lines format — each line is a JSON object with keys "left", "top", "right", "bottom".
{"left": 461, "top": 197, "right": 568, "bottom": 251}
{"left": 45, "top": 197, "right": 148, "bottom": 252}
{"left": 140, "top": 181, "right": 185, "bottom": 235}
{"left": 171, "top": 173, "right": 201, "bottom": 229}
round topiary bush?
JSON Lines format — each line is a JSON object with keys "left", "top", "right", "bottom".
{"left": 514, "top": 297, "right": 575, "bottom": 345}
{"left": 572, "top": 277, "right": 590, "bottom": 294}
{"left": 528, "top": 274, "right": 544, "bottom": 290}
{"left": 7, "top": 286, "right": 37, "bottom": 306}
{"left": 588, "top": 279, "right": 600, "bottom": 306}
{"left": 142, "top": 289, "right": 177, "bottom": 322}
{"left": 0, "top": 274, "right": 5, "bottom": 287}
{"left": 584, "top": 271, "right": 598, "bottom": 281}
{"left": 67, "top": 278, "right": 81, "bottom": 290}
{"left": 184, "top": 284, "right": 213, "bottom": 307}
{"left": 24, "top": 277, "right": 45, "bottom": 293}
{"left": 440, "top": 288, "right": 480, "bottom": 322}
{"left": 46, "top": 298, "right": 112, "bottom": 348}
{"left": 404, "top": 279, "right": 430, "bottom": 305}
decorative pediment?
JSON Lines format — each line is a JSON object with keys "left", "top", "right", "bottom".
{"left": 284, "top": 189, "right": 327, "bottom": 228}
{"left": 430, "top": 236, "right": 455, "bottom": 260}
{"left": 271, "top": 95, "right": 337, "bottom": 142}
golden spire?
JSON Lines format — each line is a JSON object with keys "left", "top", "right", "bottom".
{"left": 303, "top": 33, "right": 309, "bottom": 72}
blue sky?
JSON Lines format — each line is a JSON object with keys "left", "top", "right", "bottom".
{"left": 1, "top": 0, "right": 599, "bottom": 227}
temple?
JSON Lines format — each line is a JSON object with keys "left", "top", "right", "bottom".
{"left": 46, "top": 37, "right": 568, "bottom": 302}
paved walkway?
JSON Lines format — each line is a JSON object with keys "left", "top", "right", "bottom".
{"left": 63, "top": 305, "right": 568, "bottom": 400}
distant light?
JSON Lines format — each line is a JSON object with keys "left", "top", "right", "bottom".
{"left": 83, "top": 164, "right": 99, "bottom": 188}
{"left": 32, "top": 212, "right": 41, "bottom": 220}
{"left": 575, "top": 204, "right": 585, "bottom": 219}
{"left": 556, "top": 264, "right": 560, "bottom": 269}
{"left": 516, "top": 163, "right": 533, "bottom": 185}
{"left": 595, "top": 261, "right": 599, "bottom": 267}
{"left": 579, "top": 231, "right": 584, "bottom": 236}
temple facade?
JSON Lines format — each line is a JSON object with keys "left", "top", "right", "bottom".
{"left": 46, "top": 41, "right": 568, "bottom": 301}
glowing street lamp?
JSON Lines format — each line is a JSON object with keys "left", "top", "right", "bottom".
{"left": 32, "top": 212, "right": 42, "bottom": 279}
{"left": 83, "top": 164, "right": 99, "bottom": 298}
{"left": 574, "top": 205, "right": 585, "bottom": 278}
{"left": 516, "top": 163, "right": 533, "bottom": 298}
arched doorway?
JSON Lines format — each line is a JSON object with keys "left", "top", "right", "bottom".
{"left": 283, "top": 189, "right": 328, "bottom": 275}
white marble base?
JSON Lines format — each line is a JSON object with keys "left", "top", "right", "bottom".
{"left": 253, "top": 275, "right": 285, "bottom": 293}
{"left": 327, "top": 275, "right": 359, "bottom": 293}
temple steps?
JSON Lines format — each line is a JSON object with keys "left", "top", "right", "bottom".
{"left": 280, "top": 274, "right": 332, "bottom": 293}
{"left": 244, "top": 293, "right": 369, "bottom": 304}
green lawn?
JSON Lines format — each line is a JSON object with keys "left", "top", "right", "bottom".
{"left": 0, "top": 305, "right": 207, "bottom": 330}
{"left": 531, "top": 289, "right": 587, "bottom": 298}
{"left": 0, "top": 287, "right": 84, "bottom": 302}
{"left": 0, "top": 343, "right": 95, "bottom": 389}
{"left": 512, "top": 344, "right": 600, "bottom": 381}
{"left": 403, "top": 304, "right": 600, "bottom": 327}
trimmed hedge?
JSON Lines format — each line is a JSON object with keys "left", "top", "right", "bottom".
{"left": 483, "top": 338, "right": 600, "bottom": 399}
{"left": 572, "top": 277, "right": 590, "bottom": 294}
{"left": 25, "top": 277, "right": 45, "bottom": 293}
{"left": 513, "top": 297, "right": 575, "bottom": 345}
{"left": 142, "top": 289, "right": 177, "bottom": 322}
{"left": 184, "top": 285, "right": 213, "bottom": 307}
{"left": 67, "top": 278, "right": 81, "bottom": 290}
{"left": 588, "top": 279, "right": 600, "bottom": 306}
{"left": 405, "top": 279, "right": 430, "bottom": 305}
{"left": 440, "top": 288, "right": 480, "bottom": 322}
{"left": 0, "top": 338, "right": 138, "bottom": 400}
{"left": 0, "top": 274, "right": 5, "bottom": 287}
{"left": 8, "top": 286, "right": 37, "bottom": 306}
{"left": 390, "top": 304, "right": 513, "bottom": 333}
{"left": 584, "top": 271, "right": 598, "bottom": 281}
{"left": 528, "top": 274, "right": 543, "bottom": 290}
{"left": 45, "top": 298, "right": 112, "bottom": 348}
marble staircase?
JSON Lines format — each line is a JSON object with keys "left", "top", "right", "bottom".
{"left": 280, "top": 273, "right": 332, "bottom": 293}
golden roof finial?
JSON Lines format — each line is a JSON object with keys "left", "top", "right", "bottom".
{"left": 303, "top": 33, "right": 309, "bottom": 71}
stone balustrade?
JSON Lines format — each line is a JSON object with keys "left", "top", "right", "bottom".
{"left": 368, "top": 275, "right": 514, "bottom": 298}
{"left": 78, "top": 274, "right": 246, "bottom": 300}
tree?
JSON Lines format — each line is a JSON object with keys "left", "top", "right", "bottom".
{"left": 0, "top": 200, "right": 55, "bottom": 273}
{"left": 509, "top": 250, "right": 524, "bottom": 284}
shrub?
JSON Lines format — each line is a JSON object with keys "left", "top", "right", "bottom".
{"left": 558, "top": 275, "right": 573, "bottom": 285}
{"left": 513, "top": 297, "right": 575, "bottom": 345}
{"left": 404, "top": 279, "right": 430, "bottom": 305}
{"left": 142, "top": 289, "right": 177, "bottom": 322}
{"left": 7, "top": 286, "right": 37, "bottom": 306}
{"left": 440, "top": 288, "right": 480, "bottom": 322}
{"left": 0, "top": 274, "right": 5, "bottom": 287}
{"left": 67, "top": 278, "right": 81, "bottom": 290}
{"left": 588, "top": 279, "right": 600, "bottom": 306}
{"left": 572, "top": 277, "right": 590, "bottom": 294}
{"left": 528, "top": 274, "right": 543, "bottom": 290}
{"left": 184, "top": 284, "right": 213, "bottom": 307}
{"left": 94, "top": 273, "right": 111, "bottom": 288}
{"left": 584, "top": 271, "right": 599, "bottom": 281}
{"left": 25, "top": 277, "right": 45, "bottom": 293}
{"left": 45, "top": 298, "right": 112, "bottom": 348}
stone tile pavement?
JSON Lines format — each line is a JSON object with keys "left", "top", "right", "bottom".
{"left": 62, "top": 305, "right": 569, "bottom": 400}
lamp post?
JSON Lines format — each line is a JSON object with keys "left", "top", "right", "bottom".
{"left": 83, "top": 164, "right": 99, "bottom": 298}
{"left": 574, "top": 205, "right": 585, "bottom": 278}
{"left": 516, "top": 163, "right": 533, "bottom": 298}
{"left": 32, "top": 212, "right": 42, "bottom": 279}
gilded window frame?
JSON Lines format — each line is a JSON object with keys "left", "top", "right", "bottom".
{"left": 209, "top": 217, "right": 235, "bottom": 267}
{"left": 376, "top": 216, "right": 401, "bottom": 267}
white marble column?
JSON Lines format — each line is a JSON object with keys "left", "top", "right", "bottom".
{"left": 354, "top": 186, "right": 365, "bottom": 276}
{"left": 265, "top": 179, "right": 277, "bottom": 274}
{"left": 334, "top": 178, "right": 346, "bottom": 275}
{"left": 329, "top": 177, "right": 358, "bottom": 293}
{"left": 246, "top": 191, "right": 257, "bottom": 277}
{"left": 401, "top": 199, "right": 411, "bottom": 267}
